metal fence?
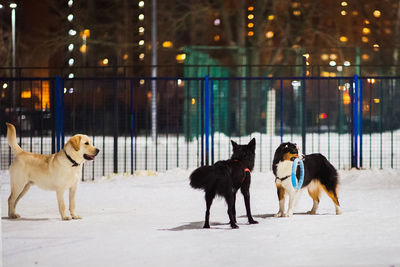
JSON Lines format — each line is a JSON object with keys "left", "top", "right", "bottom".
{"left": 1, "top": 75, "right": 399, "bottom": 180}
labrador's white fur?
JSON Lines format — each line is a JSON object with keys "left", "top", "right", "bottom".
{"left": 6, "top": 123, "right": 99, "bottom": 220}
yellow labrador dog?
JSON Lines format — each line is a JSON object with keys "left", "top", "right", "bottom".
{"left": 6, "top": 123, "right": 99, "bottom": 220}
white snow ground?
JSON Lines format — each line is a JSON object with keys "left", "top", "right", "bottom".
{"left": 2, "top": 168, "right": 400, "bottom": 267}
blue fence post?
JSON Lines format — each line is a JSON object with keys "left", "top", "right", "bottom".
{"left": 60, "top": 78, "right": 65, "bottom": 148}
{"left": 359, "top": 78, "right": 363, "bottom": 168}
{"left": 352, "top": 75, "right": 359, "bottom": 168}
{"left": 210, "top": 79, "right": 214, "bottom": 165}
{"left": 55, "top": 76, "right": 61, "bottom": 152}
{"left": 204, "top": 75, "right": 210, "bottom": 166}
{"left": 200, "top": 79, "right": 204, "bottom": 166}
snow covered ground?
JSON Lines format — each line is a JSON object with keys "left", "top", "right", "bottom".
{"left": 2, "top": 168, "right": 400, "bottom": 267}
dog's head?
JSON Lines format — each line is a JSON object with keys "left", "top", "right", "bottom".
{"left": 273, "top": 142, "right": 299, "bottom": 165}
{"left": 230, "top": 138, "right": 256, "bottom": 170}
{"left": 65, "top": 134, "right": 99, "bottom": 164}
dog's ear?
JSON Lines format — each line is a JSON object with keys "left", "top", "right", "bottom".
{"left": 231, "top": 140, "right": 238, "bottom": 149}
{"left": 69, "top": 136, "right": 82, "bottom": 151}
{"left": 248, "top": 138, "right": 256, "bottom": 149}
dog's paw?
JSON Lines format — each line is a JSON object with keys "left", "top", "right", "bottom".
{"left": 203, "top": 224, "right": 210, "bottom": 229}
{"left": 9, "top": 213, "right": 20, "bottom": 219}
{"left": 230, "top": 223, "right": 239, "bottom": 229}
{"left": 249, "top": 219, "right": 259, "bottom": 224}
{"left": 336, "top": 209, "right": 342, "bottom": 215}
{"left": 274, "top": 212, "right": 284, "bottom": 217}
{"left": 72, "top": 214, "right": 82, "bottom": 220}
{"left": 62, "top": 216, "right": 72, "bottom": 221}
{"left": 307, "top": 210, "right": 317, "bottom": 215}
{"left": 283, "top": 212, "right": 293, "bottom": 217}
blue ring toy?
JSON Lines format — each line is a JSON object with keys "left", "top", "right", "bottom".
{"left": 291, "top": 158, "right": 304, "bottom": 190}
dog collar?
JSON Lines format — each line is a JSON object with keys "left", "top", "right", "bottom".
{"left": 64, "top": 150, "right": 80, "bottom": 167}
{"left": 275, "top": 175, "right": 290, "bottom": 182}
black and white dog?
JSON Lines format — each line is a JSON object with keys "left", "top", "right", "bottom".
{"left": 272, "top": 142, "right": 341, "bottom": 217}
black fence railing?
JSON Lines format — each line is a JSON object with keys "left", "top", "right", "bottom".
{"left": 2, "top": 64, "right": 400, "bottom": 78}
{"left": 1, "top": 75, "right": 399, "bottom": 180}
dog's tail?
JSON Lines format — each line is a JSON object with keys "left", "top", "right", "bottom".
{"left": 6, "top": 123, "right": 23, "bottom": 155}
{"left": 189, "top": 166, "right": 217, "bottom": 191}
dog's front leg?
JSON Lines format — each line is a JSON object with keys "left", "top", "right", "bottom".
{"left": 56, "top": 190, "right": 71, "bottom": 220}
{"left": 69, "top": 183, "right": 81, "bottom": 219}
{"left": 274, "top": 184, "right": 286, "bottom": 217}
{"left": 285, "top": 191, "right": 298, "bottom": 217}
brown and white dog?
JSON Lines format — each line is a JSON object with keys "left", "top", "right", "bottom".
{"left": 6, "top": 123, "right": 99, "bottom": 220}
{"left": 272, "top": 142, "right": 341, "bottom": 217}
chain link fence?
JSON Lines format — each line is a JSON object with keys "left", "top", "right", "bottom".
{"left": 1, "top": 75, "right": 399, "bottom": 180}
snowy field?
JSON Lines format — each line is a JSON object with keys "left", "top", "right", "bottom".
{"left": 2, "top": 168, "right": 400, "bottom": 267}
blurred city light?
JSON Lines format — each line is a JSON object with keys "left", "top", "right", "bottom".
{"left": 293, "top": 10, "right": 301, "bottom": 16}
{"left": 265, "top": 31, "right": 274, "bottom": 39}
{"left": 176, "top": 54, "right": 186, "bottom": 63}
{"left": 81, "top": 29, "right": 90, "bottom": 38}
{"left": 319, "top": 113, "right": 327, "bottom": 119}
{"left": 362, "top": 28, "right": 371, "bottom": 34}
{"left": 80, "top": 44, "right": 87, "bottom": 53}
{"left": 373, "top": 10, "right": 381, "bottom": 18}
{"left": 162, "top": 41, "right": 173, "bottom": 48}
{"left": 362, "top": 54, "right": 370, "bottom": 60}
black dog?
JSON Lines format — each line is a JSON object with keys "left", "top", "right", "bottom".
{"left": 189, "top": 138, "right": 258, "bottom": 229}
